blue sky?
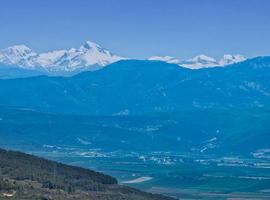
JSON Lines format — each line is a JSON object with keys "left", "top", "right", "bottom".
{"left": 0, "top": 0, "right": 270, "bottom": 59}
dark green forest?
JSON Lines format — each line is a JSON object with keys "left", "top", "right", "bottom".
{"left": 0, "top": 148, "right": 174, "bottom": 200}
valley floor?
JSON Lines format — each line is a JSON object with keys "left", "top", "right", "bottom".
{"left": 2, "top": 145, "right": 270, "bottom": 200}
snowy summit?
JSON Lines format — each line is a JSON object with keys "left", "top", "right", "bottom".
{"left": 0, "top": 41, "right": 247, "bottom": 74}
{"left": 148, "top": 54, "right": 246, "bottom": 69}
{"left": 0, "top": 41, "right": 125, "bottom": 73}
{"left": 148, "top": 56, "right": 181, "bottom": 64}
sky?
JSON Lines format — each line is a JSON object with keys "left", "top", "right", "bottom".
{"left": 0, "top": 0, "right": 270, "bottom": 59}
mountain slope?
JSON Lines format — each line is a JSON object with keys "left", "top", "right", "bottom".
{"left": 0, "top": 148, "right": 174, "bottom": 200}
{"left": 0, "top": 64, "right": 44, "bottom": 79}
{"left": 0, "top": 58, "right": 269, "bottom": 155}
{"left": 0, "top": 57, "right": 269, "bottom": 116}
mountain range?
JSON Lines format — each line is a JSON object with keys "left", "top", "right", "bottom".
{"left": 149, "top": 54, "right": 246, "bottom": 69}
{"left": 0, "top": 57, "right": 269, "bottom": 115}
{"left": 0, "top": 56, "right": 269, "bottom": 155}
{"left": 0, "top": 41, "right": 247, "bottom": 77}
{"left": 0, "top": 42, "right": 269, "bottom": 155}
{"left": 0, "top": 41, "right": 124, "bottom": 76}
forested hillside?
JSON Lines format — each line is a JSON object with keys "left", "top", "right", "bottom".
{"left": 0, "top": 148, "right": 174, "bottom": 200}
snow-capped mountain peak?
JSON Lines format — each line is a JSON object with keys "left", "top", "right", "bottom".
{"left": 81, "top": 41, "right": 101, "bottom": 50}
{"left": 148, "top": 54, "right": 246, "bottom": 69}
{"left": 148, "top": 56, "right": 181, "bottom": 64}
{"left": 219, "top": 54, "right": 246, "bottom": 66}
{"left": 180, "top": 54, "right": 218, "bottom": 69}
{"left": 189, "top": 54, "right": 217, "bottom": 63}
{"left": 0, "top": 45, "right": 37, "bottom": 67}
{"left": 6, "top": 45, "right": 32, "bottom": 54}
{"left": 0, "top": 41, "right": 125, "bottom": 73}
{"left": 74, "top": 41, "right": 125, "bottom": 67}
{"left": 0, "top": 41, "right": 248, "bottom": 74}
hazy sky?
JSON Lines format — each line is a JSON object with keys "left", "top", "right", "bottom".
{"left": 1, "top": 0, "right": 270, "bottom": 59}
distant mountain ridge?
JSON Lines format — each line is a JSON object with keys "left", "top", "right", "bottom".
{"left": 0, "top": 41, "right": 125, "bottom": 75}
{"left": 0, "top": 56, "right": 270, "bottom": 168}
{"left": 149, "top": 54, "right": 246, "bottom": 69}
{"left": 0, "top": 41, "right": 247, "bottom": 77}
{"left": 0, "top": 56, "right": 269, "bottom": 116}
